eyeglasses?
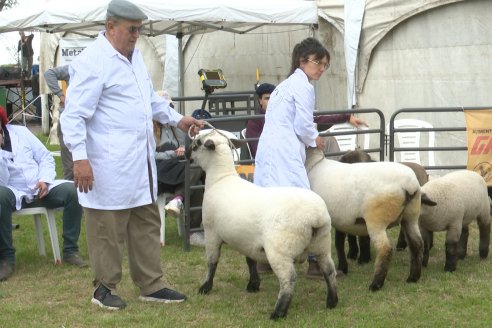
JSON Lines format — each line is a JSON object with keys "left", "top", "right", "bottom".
{"left": 126, "top": 25, "right": 144, "bottom": 34}
{"left": 307, "top": 58, "right": 330, "bottom": 70}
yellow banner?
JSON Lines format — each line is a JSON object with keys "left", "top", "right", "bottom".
{"left": 464, "top": 109, "right": 492, "bottom": 186}
{"left": 235, "top": 165, "right": 255, "bottom": 183}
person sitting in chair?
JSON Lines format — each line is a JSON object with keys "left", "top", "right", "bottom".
{"left": 155, "top": 92, "right": 205, "bottom": 247}
{"left": 0, "top": 106, "right": 87, "bottom": 281}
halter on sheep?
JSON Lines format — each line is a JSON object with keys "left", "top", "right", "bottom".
{"left": 188, "top": 128, "right": 338, "bottom": 319}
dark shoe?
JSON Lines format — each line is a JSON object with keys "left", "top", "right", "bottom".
{"left": 139, "top": 288, "right": 187, "bottom": 303}
{"left": 257, "top": 262, "right": 273, "bottom": 274}
{"left": 305, "top": 261, "right": 323, "bottom": 279}
{"left": 91, "top": 285, "right": 127, "bottom": 310}
{"left": 63, "top": 253, "right": 89, "bottom": 268}
{"left": 0, "top": 261, "right": 14, "bottom": 281}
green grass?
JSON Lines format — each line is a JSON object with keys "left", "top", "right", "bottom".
{"left": 1, "top": 134, "right": 492, "bottom": 327}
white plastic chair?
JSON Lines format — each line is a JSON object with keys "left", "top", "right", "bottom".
{"left": 326, "top": 122, "right": 370, "bottom": 151}
{"left": 157, "top": 193, "right": 183, "bottom": 246}
{"left": 240, "top": 128, "right": 253, "bottom": 159}
{"left": 390, "top": 119, "right": 435, "bottom": 166}
{"left": 12, "top": 207, "right": 62, "bottom": 264}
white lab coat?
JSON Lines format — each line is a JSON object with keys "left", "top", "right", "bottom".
{"left": 61, "top": 31, "right": 183, "bottom": 210}
{"left": 254, "top": 69, "right": 318, "bottom": 189}
{"left": 0, "top": 125, "right": 66, "bottom": 210}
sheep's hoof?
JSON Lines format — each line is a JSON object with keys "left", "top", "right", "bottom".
{"left": 326, "top": 295, "right": 338, "bottom": 309}
{"left": 357, "top": 256, "right": 371, "bottom": 265}
{"left": 406, "top": 276, "right": 419, "bottom": 283}
{"left": 369, "top": 281, "right": 383, "bottom": 291}
{"left": 246, "top": 282, "right": 260, "bottom": 293}
{"left": 198, "top": 282, "right": 212, "bottom": 294}
{"left": 347, "top": 250, "right": 358, "bottom": 260}
{"left": 269, "top": 311, "right": 286, "bottom": 320}
{"left": 444, "top": 265, "right": 456, "bottom": 272}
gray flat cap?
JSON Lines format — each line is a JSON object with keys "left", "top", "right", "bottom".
{"left": 107, "top": 0, "right": 148, "bottom": 20}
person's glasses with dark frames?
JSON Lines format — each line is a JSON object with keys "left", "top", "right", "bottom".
{"left": 127, "top": 25, "right": 144, "bottom": 34}
{"left": 307, "top": 58, "right": 330, "bottom": 70}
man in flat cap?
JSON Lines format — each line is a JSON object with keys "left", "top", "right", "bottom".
{"left": 62, "top": 0, "right": 204, "bottom": 310}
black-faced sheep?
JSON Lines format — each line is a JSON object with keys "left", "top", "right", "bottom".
{"left": 418, "top": 170, "right": 491, "bottom": 272}
{"left": 188, "top": 130, "right": 338, "bottom": 319}
{"left": 305, "top": 147, "right": 424, "bottom": 291}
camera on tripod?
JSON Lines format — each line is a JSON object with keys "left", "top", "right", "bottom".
{"left": 197, "top": 69, "right": 227, "bottom": 93}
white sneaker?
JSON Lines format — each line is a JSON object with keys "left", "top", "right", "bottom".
{"left": 189, "top": 232, "right": 205, "bottom": 247}
{"left": 164, "top": 198, "right": 182, "bottom": 217}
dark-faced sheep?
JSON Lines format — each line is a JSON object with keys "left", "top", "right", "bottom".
{"left": 188, "top": 130, "right": 338, "bottom": 319}
{"left": 418, "top": 170, "right": 491, "bottom": 272}
{"left": 305, "top": 147, "right": 424, "bottom": 291}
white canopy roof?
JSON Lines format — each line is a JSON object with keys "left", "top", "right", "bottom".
{"left": 0, "top": 0, "right": 318, "bottom": 36}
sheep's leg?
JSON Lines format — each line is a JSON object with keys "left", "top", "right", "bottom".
{"left": 457, "top": 226, "right": 469, "bottom": 259}
{"left": 366, "top": 226, "right": 392, "bottom": 291}
{"left": 245, "top": 257, "right": 260, "bottom": 292}
{"left": 444, "top": 226, "right": 461, "bottom": 272}
{"left": 317, "top": 253, "right": 339, "bottom": 309}
{"left": 198, "top": 236, "right": 222, "bottom": 294}
{"left": 347, "top": 234, "right": 359, "bottom": 260}
{"left": 396, "top": 228, "right": 407, "bottom": 251}
{"left": 357, "top": 235, "right": 372, "bottom": 264}
{"left": 420, "top": 227, "right": 432, "bottom": 267}
{"left": 269, "top": 258, "right": 296, "bottom": 320}
{"left": 400, "top": 220, "right": 423, "bottom": 283}
{"left": 444, "top": 242, "right": 459, "bottom": 272}
{"left": 335, "top": 230, "right": 349, "bottom": 274}
{"left": 198, "top": 261, "right": 218, "bottom": 294}
{"left": 477, "top": 215, "right": 491, "bottom": 259}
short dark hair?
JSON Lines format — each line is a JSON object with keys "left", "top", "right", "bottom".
{"left": 255, "top": 83, "right": 276, "bottom": 98}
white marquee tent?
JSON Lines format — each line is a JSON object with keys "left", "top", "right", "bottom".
{"left": 1, "top": 0, "right": 491, "bottom": 167}
{"left": 0, "top": 0, "right": 318, "bottom": 133}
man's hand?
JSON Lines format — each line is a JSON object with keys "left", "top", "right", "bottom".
{"left": 174, "top": 146, "right": 185, "bottom": 158}
{"left": 349, "top": 115, "right": 369, "bottom": 128}
{"left": 315, "top": 136, "right": 326, "bottom": 150}
{"left": 59, "top": 95, "right": 65, "bottom": 108}
{"left": 73, "top": 159, "right": 94, "bottom": 193}
{"left": 35, "top": 181, "right": 49, "bottom": 199}
{"left": 177, "top": 116, "right": 205, "bottom": 137}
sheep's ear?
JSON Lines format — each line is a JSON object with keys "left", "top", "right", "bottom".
{"left": 421, "top": 193, "right": 437, "bottom": 206}
{"left": 204, "top": 139, "right": 216, "bottom": 150}
{"left": 230, "top": 138, "right": 245, "bottom": 149}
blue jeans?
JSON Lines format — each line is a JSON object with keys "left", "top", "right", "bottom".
{"left": 0, "top": 182, "right": 83, "bottom": 264}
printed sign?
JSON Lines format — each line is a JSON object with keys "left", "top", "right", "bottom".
{"left": 464, "top": 109, "right": 492, "bottom": 186}
{"left": 58, "top": 38, "right": 94, "bottom": 65}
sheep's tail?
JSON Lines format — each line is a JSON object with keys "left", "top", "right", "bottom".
{"left": 404, "top": 189, "right": 418, "bottom": 205}
{"left": 421, "top": 193, "right": 437, "bottom": 206}
{"left": 389, "top": 189, "right": 421, "bottom": 229}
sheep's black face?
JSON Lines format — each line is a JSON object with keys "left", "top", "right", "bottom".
{"left": 186, "top": 135, "right": 218, "bottom": 164}
{"left": 185, "top": 138, "right": 202, "bottom": 162}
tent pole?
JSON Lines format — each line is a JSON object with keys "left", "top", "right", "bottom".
{"left": 177, "top": 32, "right": 185, "bottom": 115}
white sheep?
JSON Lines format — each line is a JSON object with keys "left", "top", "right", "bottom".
{"left": 188, "top": 130, "right": 338, "bottom": 319}
{"left": 418, "top": 170, "right": 491, "bottom": 272}
{"left": 305, "top": 147, "right": 424, "bottom": 291}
